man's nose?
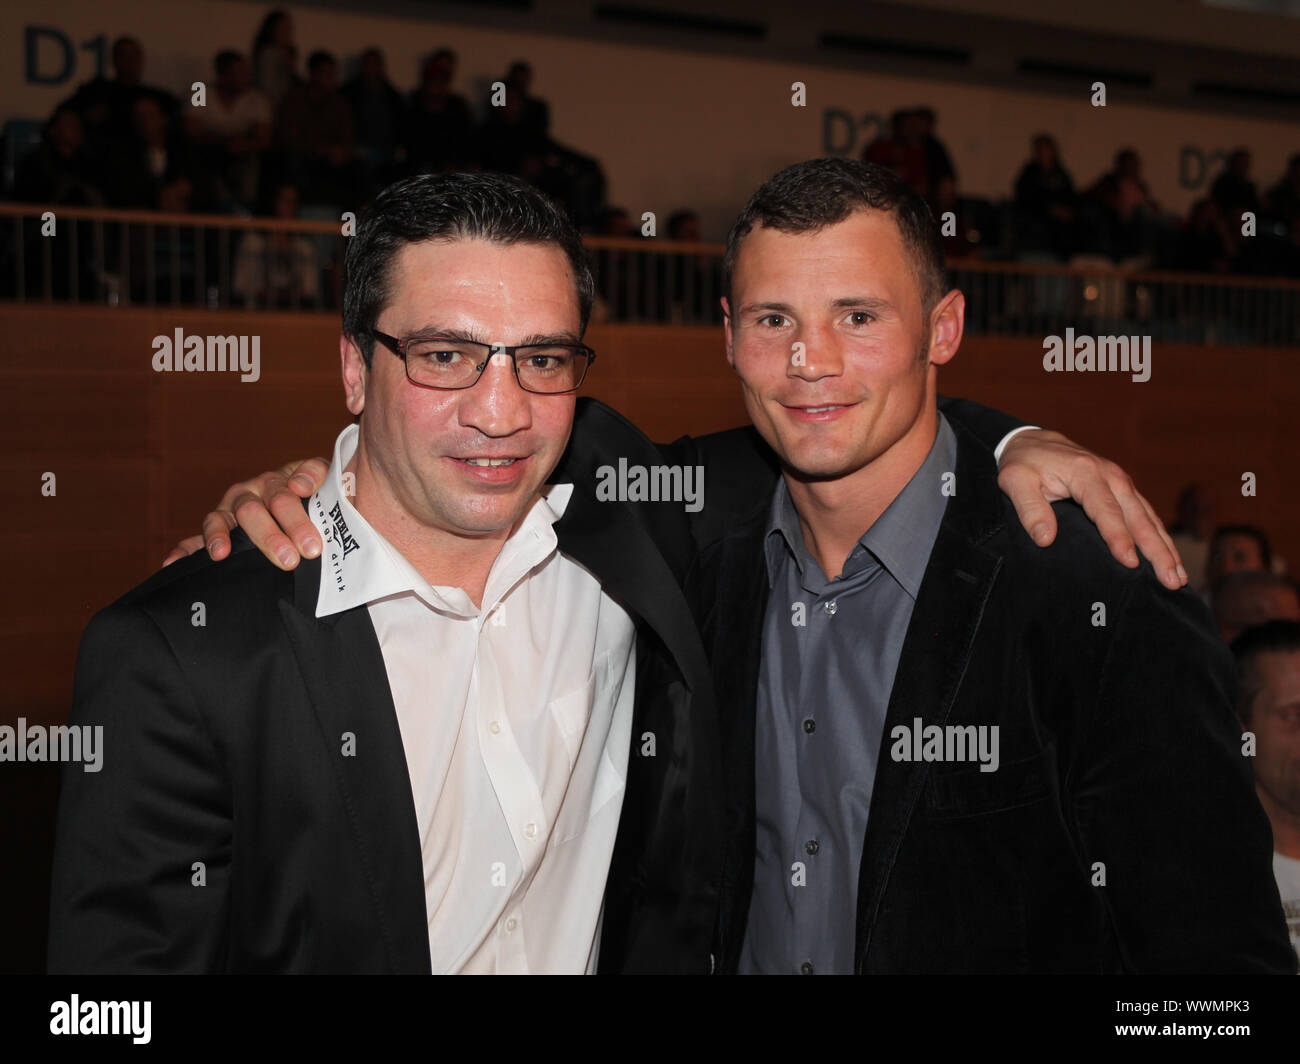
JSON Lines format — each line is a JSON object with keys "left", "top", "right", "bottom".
{"left": 788, "top": 326, "right": 845, "bottom": 382}
{"left": 457, "top": 352, "right": 533, "bottom": 436}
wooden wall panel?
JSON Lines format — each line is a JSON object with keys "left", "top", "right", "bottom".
{"left": 2, "top": 303, "right": 1295, "bottom": 725}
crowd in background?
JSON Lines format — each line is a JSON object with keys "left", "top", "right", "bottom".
{"left": 5, "top": 8, "right": 1299, "bottom": 311}
{"left": 1168, "top": 484, "right": 1300, "bottom": 957}
{"left": 9, "top": 12, "right": 609, "bottom": 234}
{"left": 862, "top": 107, "right": 1300, "bottom": 277}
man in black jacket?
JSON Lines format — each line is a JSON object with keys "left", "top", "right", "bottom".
{"left": 679, "top": 158, "right": 1294, "bottom": 973}
{"left": 136, "top": 167, "right": 1189, "bottom": 974}
{"left": 48, "top": 173, "right": 726, "bottom": 973}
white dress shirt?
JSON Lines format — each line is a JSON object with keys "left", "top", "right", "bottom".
{"left": 309, "top": 424, "right": 636, "bottom": 974}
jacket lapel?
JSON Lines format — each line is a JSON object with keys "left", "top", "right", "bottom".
{"left": 709, "top": 511, "right": 770, "bottom": 969}
{"left": 854, "top": 425, "right": 1006, "bottom": 970}
{"left": 279, "top": 559, "right": 432, "bottom": 974}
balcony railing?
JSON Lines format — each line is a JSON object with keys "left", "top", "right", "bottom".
{"left": 1, "top": 203, "right": 1296, "bottom": 345}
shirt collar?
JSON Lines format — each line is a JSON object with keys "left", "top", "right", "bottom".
{"left": 764, "top": 412, "right": 957, "bottom": 600}
{"left": 311, "top": 423, "right": 572, "bottom": 619}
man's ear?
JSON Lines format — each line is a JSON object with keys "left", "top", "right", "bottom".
{"left": 927, "top": 288, "right": 965, "bottom": 369}
{"left": 722, "top": 296, "right": 736, "bottom": 370}
{"left": 341, "top": 333, "right": 368, "bottom": 415}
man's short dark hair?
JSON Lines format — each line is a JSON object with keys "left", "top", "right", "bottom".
{"left": 308, "top": 50, "right": 337, "bottom": 74}
{"left": 1212, "top": 524, "right": 1272, "bottom": 571}
{"left": 722, "top": 157, "right": 949, "bottom": 319}
{"left": 1231, "top": 619, "right": 1300, "bottom": 723}
{"left": 343, "top": 172, "right": 594, "bottom": 367}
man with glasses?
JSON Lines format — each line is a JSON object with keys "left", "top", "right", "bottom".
{"left": 50, "top": 172, "right": 722, "bottom": 973}
{"left": 52, "top": 171, "right": 1183, "bottom": 974}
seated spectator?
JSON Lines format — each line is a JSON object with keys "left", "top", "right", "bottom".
{"left": 1169, "top": 483, "right": 1216, "bottom": 596}
{"left": 1013, "top": 133, "right": 1078, "bottom": 259}
{"left": 657, "top": 209, "right": 716, "bottom": 323}
{"left": 913, "top": 106, "right": 955, "bottom": 208}
{"left": 505, "top": 61, "right": 550, "bottom": 141}
{"left": 62, "top": 36, "right": 179, "bottom": 166}
{"left": 1214, "top": 572, "right": 1300, "bottom": 643}
{"left": 476, "top": 80, "right": 544, "bottom": 178}
{"left": 187, "top": 50, "right": 272, "bottom": 210}
{"left": 1170, "top": 198, "right": 1236, "bottom": 273}
{"left": 341, "top": 47, "right": 406, "bottom": 197}
{"left": 863, "top": 109, "right": 928, "bottom": 198}
{"left": 1231, "top": 621, "right": 1300, "bottom": 965}
{"left": 1085, "top": 149, "right": 1162, "bottom": 261}
{"left": 105, "top": 95, "right": 205, "bottom": 210}
{"left": 232, "top": 182, "right": 321, "bottom": 308}
{"left": 1211, "top": 149, "right": 1260, "bottom": 231}
{"left": 252, "top": 9, "right": 299, "bottom": 111}
{"left": 1266, "top": 153, "right": 1300, "bottom": 231}
{"left": 935, "top": 175, "right": 983, "bottom": 261}
{"left": 14, "top": 105, "right": 104, "bottom": 205}
{"left": 276, "top": 50, "right": 359, "bottom": 206}
{"left": 1208, "top": 524, "right": 1274, "bottom": 589}
{"left": 403, "top": 48, "right": 473, "bottom": 175}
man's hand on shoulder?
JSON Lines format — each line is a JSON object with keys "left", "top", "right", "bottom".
{"left": 996, "top": 429, "right": 1186, "bottom": 591}
{"left": 162, "top": 458, "right": 330, "bottom": 571}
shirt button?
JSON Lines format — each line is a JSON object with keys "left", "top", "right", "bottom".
{"left": 805, "top": 838, "right": 819, "bottom": 856}
{"left": 800, "top": 961, "right": 815, "bottom": 975}
{"left": 824, "top": 600, "right": 837, "bottom": 615}
{"left": 490, "top": 720, "right": 501, "bottom": 734}
{"left": 505, "top": 917, "right": 518, "bottom": 932}
{"left": 802, "top": 718, "right": 816, "bottom": 734}
{"left": 523, "top": 822, "right": 537, "bottom": 839}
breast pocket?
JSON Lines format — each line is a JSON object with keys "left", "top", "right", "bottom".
{"left": 921, "top": 744, "right": 1055, "bottom": 820}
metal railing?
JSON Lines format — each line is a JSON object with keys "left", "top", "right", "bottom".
{"left": 1, "top": 203, "right": 1296, "bottom": 345}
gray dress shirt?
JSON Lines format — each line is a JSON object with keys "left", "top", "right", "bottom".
{"left": 738, "top": 414, "right": 957, "bottom": 975}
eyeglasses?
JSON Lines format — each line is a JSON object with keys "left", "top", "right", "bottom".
{"left": 368, "top": 330, "right": 596, "bottom": 394}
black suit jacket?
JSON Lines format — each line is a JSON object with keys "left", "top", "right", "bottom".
{"left": 682, "top": 412, "right": 1295, "bottom": 973}
{"left": 48, "top": 399, "right": 722, "bottom": 973}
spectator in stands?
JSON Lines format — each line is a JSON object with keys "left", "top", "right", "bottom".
{"left": 1170, "top": 197, "right": 1236, "bottom": 273}
{"left": 232, "top": 182, "right": 322, "bottom": 308}
{"left": 934, "top": 174, "right": 983, "bottom": 261}
{"left": 277, "top": 50, "right": 359, "bottom": 206}
{"left": 1211, "top": 149, "right": 1260, "bottom": 230}
{"left": 105, "top": 95, "right": 204, "bottom": 210}
{"left": 863, "top": 109, "right": 928, "bottom": 198}
{"left": 476, "top": 77, "right": 545, "bottom": 179}
{"left": 187, "top": 50, "right": 272, "bottom": 211}
{"left": 1013, "top": 133, "right": 1077, "bottom": 260}
{"left": 659, "top": 209, "right": 717, "bottom": 323}
{"left": 403, "top": 49, "right": 473, "bottom": 175}
{"left": 1209, "top": 524, "right": 1273, "bottom": 590}
{"left": 506, "top": 61, "right": 551, "bottom": 142}
{"left": 1085, "top": 148, "right": 1162, "bottom": 262}
{"left": 1169, "top": 483, "right": 1216, "bottom": 596}
{"left": 341, "top": 47, "right": 406, "bottom": 198}
{"left": 14, "top": 106, "right": 104, "bottom": 206}
{"left": 63, "top": 36, "right": 179, "bottom": 167}
{"left": 1231, "top": 621, "right": 1300, "bottom": 965}
{"left": 1266, "top": 153, "right": 1300, "bottom": 232}
{"left": 1215, "top": 572, "right": 1300, "bottom": 644}
{"left": 913, "top": 106, "right": 955, "bottom": 208}
{"left": 252, "top": 9, "right": 299, "bottom": 110}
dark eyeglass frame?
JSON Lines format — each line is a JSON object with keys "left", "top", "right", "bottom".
{"left": 367, "top": 329, "right": 596, "bottom": 394}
